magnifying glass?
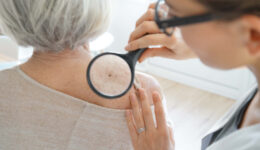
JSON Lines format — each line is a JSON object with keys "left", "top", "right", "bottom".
{"left": 86, "top": 48, "right": 146, "bottom": 99}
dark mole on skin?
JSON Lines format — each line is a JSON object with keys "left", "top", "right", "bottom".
{"left": 108, "top": 74, "right": 112, "bottom": 77}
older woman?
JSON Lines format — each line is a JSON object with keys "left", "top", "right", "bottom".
{"left": 0, "top": 0, "right": 169, "bottom": 149}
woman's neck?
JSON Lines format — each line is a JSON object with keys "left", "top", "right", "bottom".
{"left": 247, "top": 61, "right": 260, "bottom": 109}
{"left": 240, "top": 61, "right": 260, "bottom": 128}
{"left": 249, "top": 61, "right": 260, "bottom": 104}
{"left": 20, "top": 46, "right": 98, "bottom": 103}
{"left": 25, "top": 45, "right": 92, "bottom": 67}
{"left": 20, "top": 46, "right": 132, "bottom": 109}
{"left": 20, "top": 46, "right": 92, "bottom": 86}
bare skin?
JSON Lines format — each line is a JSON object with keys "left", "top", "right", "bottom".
{"left": 241, "top": 62, "right": 260, "bottom": 128}
{"left": 20, "top": 45, "right": 162, "bottom": 110}
{"left": 89, "top": 55, "right": 132, "bottom": 96}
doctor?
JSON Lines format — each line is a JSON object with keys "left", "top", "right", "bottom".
{"left": 125, "top": 0, "right": 260, "bottom": 150}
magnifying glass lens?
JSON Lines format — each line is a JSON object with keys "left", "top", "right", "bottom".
{"left": 88, "top": 54, "right": 132, "bottom": 97}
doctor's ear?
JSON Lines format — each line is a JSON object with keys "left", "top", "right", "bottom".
{"left": 243, "top": 15, "right": 260, "bottom": 56}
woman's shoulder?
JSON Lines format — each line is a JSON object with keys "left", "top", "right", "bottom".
{"left": 0, "top": 67, "right": 31, "bottom": 99}
{"left": 136, "top": 72, "right": 163, "bottom": 105}
{"left": 0, "top": 67, "right": 19, "bottom": 85}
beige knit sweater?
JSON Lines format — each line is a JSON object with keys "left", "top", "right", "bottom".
{"left": 0, "top": 67, "right": 171, "bottom": 150}
{"left": 0, "top": 67, "right": 135, "bottom": 150}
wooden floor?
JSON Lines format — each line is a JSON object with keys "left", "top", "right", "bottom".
{"left": 152, "top": 75, "right": 235, "bottom": 150}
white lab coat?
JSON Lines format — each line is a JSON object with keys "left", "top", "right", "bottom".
{"left": 204, "top": 85, "right": 260, "bottom": 150}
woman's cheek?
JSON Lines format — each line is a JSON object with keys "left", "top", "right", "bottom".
{"left": 180, "top": 27, "right": 228, "bottom": 69}
{"left": 180, "top": 27, "right": 208, "bottom": 57}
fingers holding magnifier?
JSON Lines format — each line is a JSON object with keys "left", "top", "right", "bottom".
{"left": 136, "top": 8, "right": 156, "bottom": 27}
{"left": 126, "top": 33, "right": 175, "bottom": 52}
{"left": 129, "top": 21, "right": 161, "bottom": 43}
{"left": 138, "top": 47, "right": 177, "bottom": 63}
{"left": 148, "top": 3, "right": 156, "bottom": 9}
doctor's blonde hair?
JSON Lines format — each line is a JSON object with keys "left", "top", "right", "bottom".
{"left": 0, "top": 0, "right": 111, "bottom": 52}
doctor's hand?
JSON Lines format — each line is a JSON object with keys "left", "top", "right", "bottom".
{"left": 125, "top": 3, "right": 196, "bottom": 62}
{"left": 126, "top": 89, "right": 175, "bottom": 150}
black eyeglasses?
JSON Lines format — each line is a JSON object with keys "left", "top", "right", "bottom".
{"left": 155, "top": 0, "right": 220, "bottom": 36}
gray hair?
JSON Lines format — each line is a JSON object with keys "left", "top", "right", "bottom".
{"left": 0, "top": 0, "right": 111, "bottom": 52}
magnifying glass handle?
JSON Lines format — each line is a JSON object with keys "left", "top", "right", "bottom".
{"left": 127, "top": 48, "right": 146, "bottom": 65}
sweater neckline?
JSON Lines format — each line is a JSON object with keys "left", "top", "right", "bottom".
{"left": 15, "top": 66, "right": 130, "bottom": 114}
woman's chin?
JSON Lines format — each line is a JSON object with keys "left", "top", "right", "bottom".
{"left": 199, "top": 57, "right": 240, "bottom": 71}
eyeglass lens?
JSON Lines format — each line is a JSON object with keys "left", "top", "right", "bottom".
{"left": 157, "top": 0, "right": 175, "bottom": 35}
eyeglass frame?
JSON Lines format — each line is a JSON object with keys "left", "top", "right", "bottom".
{"left": 155, "top": 0, "right": 221, "bottom": 36}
